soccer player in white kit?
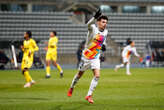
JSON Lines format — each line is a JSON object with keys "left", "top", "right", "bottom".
{"left": 115, "top": 41, "right": 140, "bottom": 75}
{"left": 67, "top": 9, "right": 108, "bottom": 104}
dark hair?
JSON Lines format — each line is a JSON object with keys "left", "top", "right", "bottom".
{"left": 126, "top": 38, "right": 132, "bottom": 45}
{"left": 97, "top": 15, "right": 108, "bottom": 21}
{"left": 26, "top": 31, "right": 32, "bottom": 38}
{"left": 52, "top": 31, "right": 57, "bottom": 36}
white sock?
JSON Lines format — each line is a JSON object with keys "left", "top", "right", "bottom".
{"left": 126, "top": 63, "right": 130, "bottom": 75}
{"left": 87, "top": 77, "right": 99, "bottom": 96}
{"left": 70, "top": 74, "right": 80, "bottom": 88}
{"left": 116, "top": 64, "right": 124, "bottom": 69}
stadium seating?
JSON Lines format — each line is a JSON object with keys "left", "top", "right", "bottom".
{"left": 0, "top": 11, "right": 164, "bottom": 55}
{"left": 106, "top": 13, "right": 164, "bottom": 53}
{"left": 0, "top": 11, "right": 87, "bottom": 54}
{"left": 78, "top": 0, "right": 164, "bottom": 2}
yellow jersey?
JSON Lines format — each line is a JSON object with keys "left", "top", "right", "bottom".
{"left": 22, "top": 38, "right": 39, "bottom": 57}
{"left": 47, "top": 36, "right": 58, "bottom": 53}
{"left": 21, "top": 38, "right": 39, "bottom": 69}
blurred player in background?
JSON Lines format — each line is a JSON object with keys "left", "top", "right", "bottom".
{"left": 114, "top": 40, "right": 140, "bottom": 75}
{"left": 45, "top": 31, "right": 63, "bottom": 78}
{"left": 21, "top": 31, "right": 39, "bottom": 88}
{"left": 67, "top": 9, "right": 108, "bottom": 104}
{"left": 76, "top": 40, "right": 86, "bottom": 68}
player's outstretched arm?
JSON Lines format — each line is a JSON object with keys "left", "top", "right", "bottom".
{"left": 94, "top": 8, "right": 102, "bottom": 19}
{"left": 31, "top": 40, "right": 39, "bottom": 52}
{"left": 134, "top": 48, "right": 140, "bottom": 57}
{"left": 87, "top": 8, "right": 102, "bottom": 29}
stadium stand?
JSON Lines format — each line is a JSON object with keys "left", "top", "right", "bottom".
{"left": 0, "top": 11, "right": 87, "bottom": 54}
{"left": 78, "top": 0, "right": 164, "bottom": 2}
{"left": 107, "top": 13, "right": 164, "bottom": 53}
{"left": 0, "top": 11, "right": 164, "bottom": 56}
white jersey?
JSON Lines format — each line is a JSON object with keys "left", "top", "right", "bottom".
{"left": 82, "top": 17, "right": 108, "bottom": 60}
{"left": 122, "top": 45, "right": 140, "bottom": 59}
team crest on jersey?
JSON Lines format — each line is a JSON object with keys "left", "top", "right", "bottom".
{"left": 84, "top": 34, "right": 105, "bottom": 59}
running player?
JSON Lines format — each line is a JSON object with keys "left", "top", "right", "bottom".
{"left": 45, "top": 31, "right": 63, "bottom": 78}
{"left": 21, "top": 31, "right": 39, "bottom": 88}
{"left": 67, "top": 9, "right": 108, "bottom": 104}
{"left": 114, "top": 41, "right": 140, "bottom": 75}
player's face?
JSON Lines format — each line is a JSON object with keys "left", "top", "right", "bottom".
{"left": 24, "top": 32, "right": 29, "bottom": 40}
{"left": 131, "top": 42, "right": 135, "bottom": 47}
{"left": 97, "top": 19, "right": 108, "bottom": 31}
{"left": 50, "top": 32, "right": 54, "bottom": 37}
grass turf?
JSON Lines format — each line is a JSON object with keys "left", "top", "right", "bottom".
{"left": 0, "top": 68, "right": 164, "bottom": 110}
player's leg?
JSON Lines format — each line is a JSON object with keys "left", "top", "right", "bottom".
{"left": 86, "top": 59, "right": 100, "bottom": 104}
{"left": 53, "top": 61, "right": 63, "bottom": 78}
{"left": 45, "top": 60, "right": 51, "bottom": 78}
{"left": 68, "top": 57, "right": 89, "bottom": 97}
{"left": 67, "top": 70, "right": 84, "bottom": 97}
{"left": 126, "top": 62, "right": 131, "bottom": 75}
{"left": 115, "top": 57, "right": 127, "bottom": 71}
{"left": 22, "top": 68, "right": 33, "bottom": 88}
{"left": 85, "top": 69, "right": 99, "bottom": 104}
{"left": 115, "top": 63, "right": 124, "bottom": 71}
{"left": 52, "top": 53, "right": 63, "bottom": 77}
{"left": 70, "top": 71, "right": 84, "bottom": 88}
{"left": 21, "top": 58, "right": 34, "bottom": 88}
{"left": 45, "top": 52, "right": 51, "bottom": 78}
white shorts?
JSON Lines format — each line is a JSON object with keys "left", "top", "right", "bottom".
{"left": 122, "top": 57, "right": 130, "bottom": 63}
{"left": 78, "top": 57, "right": 100, "bottom": 71}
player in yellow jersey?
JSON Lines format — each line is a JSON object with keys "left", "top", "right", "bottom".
{"left": 45, "top": 31, "right": 63, "bottom": 78}
{"left": 21, "top": 31, "right": 39, "bottom": 88}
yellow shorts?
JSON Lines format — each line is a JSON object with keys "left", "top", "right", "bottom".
{"left": 21, "top": 56, "right": 33, "bottom": 70}
{"left": 46, "top": 51, "right": 57, "bottom": 61}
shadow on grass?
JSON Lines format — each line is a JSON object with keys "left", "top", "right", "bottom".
{"left": 49, "top": 102, "right": 164, "bottom": 110}
{"left": 94, "top": 103, "right": 164, "bottom": 109}
{"left": 49, "top": 101, "right": 90, "bottom": 110}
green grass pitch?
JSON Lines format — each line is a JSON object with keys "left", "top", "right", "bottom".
{"left": 0, "top": 68, "right": 164, "bottom": 110}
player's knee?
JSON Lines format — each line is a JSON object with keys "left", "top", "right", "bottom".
{"left": 95, "top": 75, "right": 100, "bottom": 79}
{"left": 77, "top": 71, "right": 84, "bottom": 78}
{"left": 94, "top": 76, "right": 100, "bottom": 81}
{"left": 46, "top": 61, "right": 50, "bottom": 66}
{"left": 22, "top": 68, "right": 28, "bottom": 75}
{"left": 22, "top": 71, "right": 24, "bottom": 75}
{"left": 53, "top": 61, "right": 57, "bottom": 66}
{"left": 124, "top": 62, "right": 128, "bottom": 65}
{"left": 93, "top": 70, "right": 100, "bottom": 78}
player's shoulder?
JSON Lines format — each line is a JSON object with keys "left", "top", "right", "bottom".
{"left": 50, "top": 36, "right": 58, "bottom": 41}
{"left": 30, "top": 38, "right": 35, "bottom": 41}
{"left": 53, "top": 36, "right": 58, "bottom": 40}
{"left": 132, "top": 47, "right": 136, "bottom": 50}
{"left": 55, "top": 36, "right": 58, "bottom": 40}
{"left": 30, "top": 38, "right": 36, "bottom": 43}
{"left": 91, "top": 24, "right": 96, "bottom": 28}
{"left": 104, "top": 29, "right": 108, "bottom": 35}
{"left": 125, "top": 45, "right": 130, "bottom": 49}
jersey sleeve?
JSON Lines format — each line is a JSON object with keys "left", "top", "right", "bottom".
{"left": 22, "top": 41, "right": 25, "bottom": 51}
{"left": 133, "top": 48, "right": 140, "bottom": 57}
{"left": 122, "top": 46, "right": 128, "bottom": 57}
{"left": 87, "top": 17, "right": 96, "bottom": 31}
{"left": 85, "top": 18, "right": 96, "bottom": 48}
{"left": 31, "top": 39, "right": 39, "bottom": 53}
